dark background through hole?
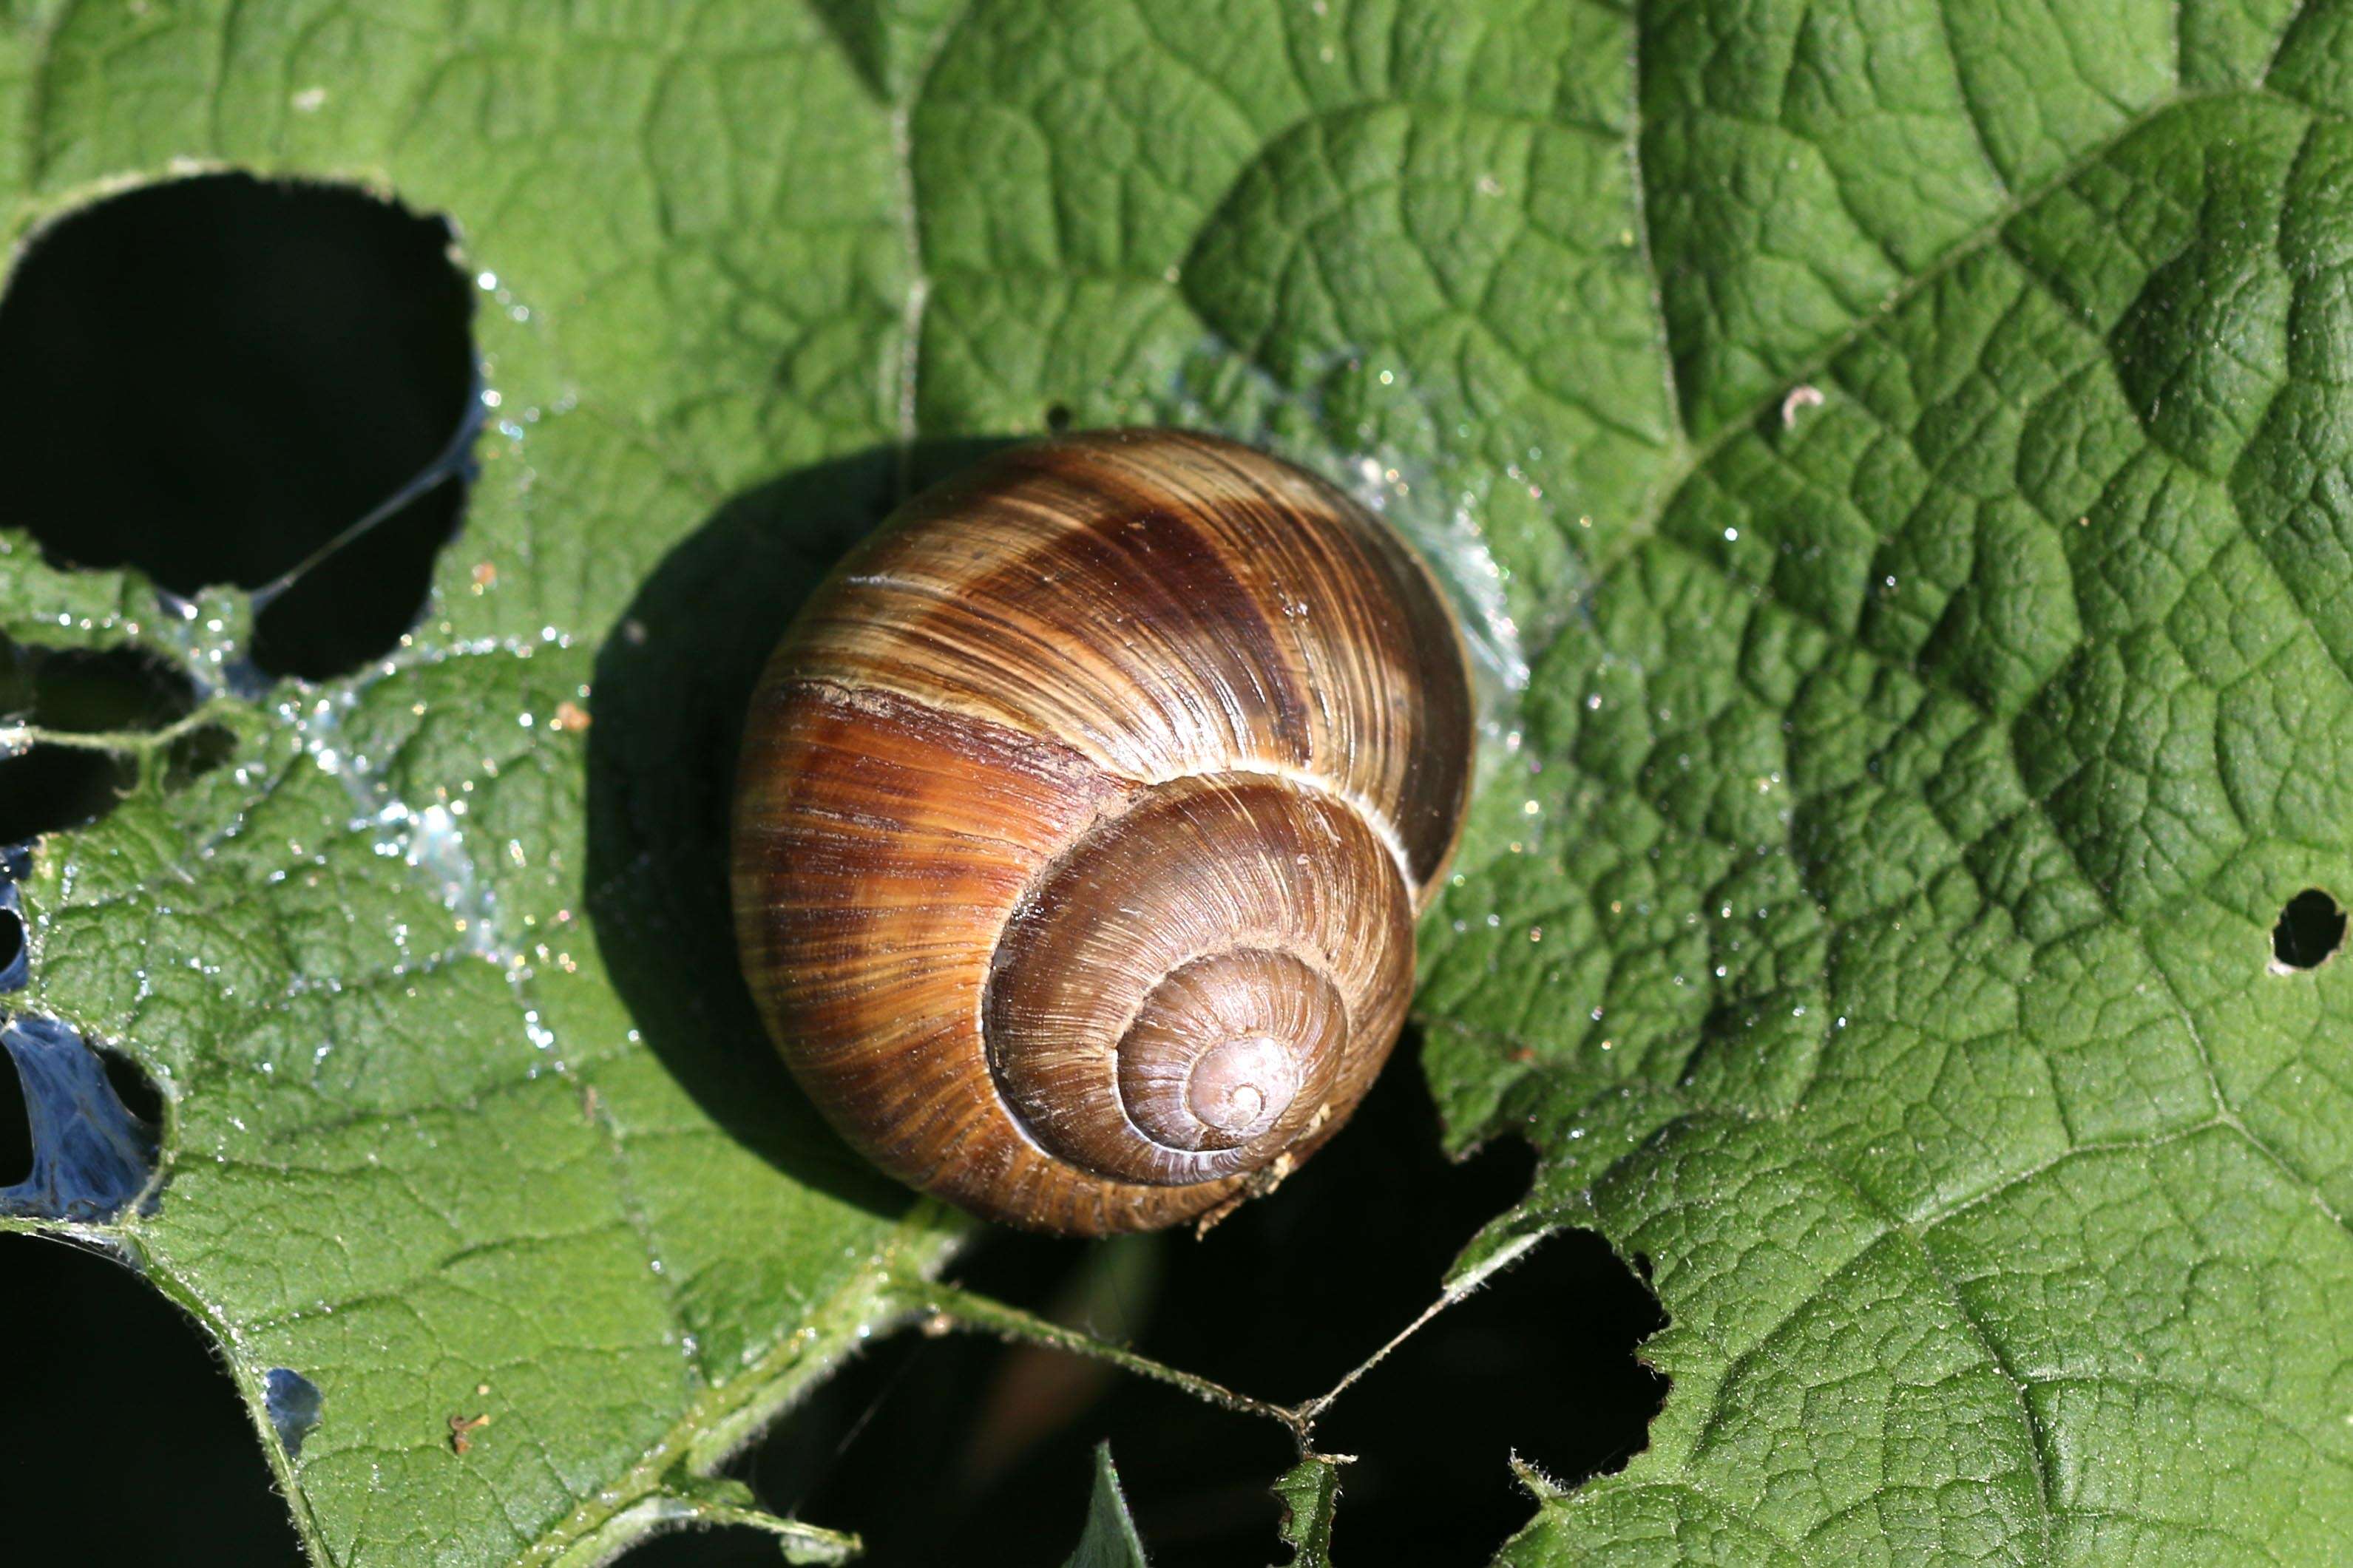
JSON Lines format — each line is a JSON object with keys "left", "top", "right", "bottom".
{"left": 0, "top": 638, "right": 223, "bottom": 839}
{"left": 2274, "top": 889, "right": 2347, "bottom": 970}
{"left": 0, "top": 172, "right": 476, "bottom": 682}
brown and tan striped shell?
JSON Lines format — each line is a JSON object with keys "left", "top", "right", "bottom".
{"left": 731, "top": 430, "right": 1475, "bottom": 1235}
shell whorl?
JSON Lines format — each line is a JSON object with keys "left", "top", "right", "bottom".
{"left": 731, "top": 430, "right": 1474, "bottom": 1235}
{"left": 985, "top": 773, "right": 1412, "bottom": 1188}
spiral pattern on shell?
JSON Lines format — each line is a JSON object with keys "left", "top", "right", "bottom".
{"left": 731, "top": 430, "right": 1475, "bottom": 1234}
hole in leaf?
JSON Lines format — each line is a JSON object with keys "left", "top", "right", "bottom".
{"left": 0, "top": 172, "right": 478, "bottom": 682}
{"left": 0, "top": 1017, "right": 160, "bottom": 1221}
{"left": 165, "top": 720, "right": 240, "bottom": 789}
{"left": 2272, "top": 889, "right": 2346, "bottom": 971}
{"left": 0, "top": 639, "right": 197, "bottom": 731}
{"left": 0, "top": 744, "right": 133, "bottom": 842}
{"left": 1311, "top": 1229, "right": 1670, "bottom": 1544}
{"left": 0, "top": 845, "right": 22, "bottom": 993}
{"left": 0, "top": 637, "right": 224, "bottom": 841}
{"left": 1045, "top": 401, "right": 1074, "bottom": 432}
{"left": 0, "top": 1232, "right": 304, "bottom": 1563}
{"left": 97, "top": 1045, "right": 166, "bottom": 1130}
{"left": 263, "top": 1367, "right": 325, "bottom": 1459}
{"left": 728, "top": 1063, "right": 1667, "bottom": 1565}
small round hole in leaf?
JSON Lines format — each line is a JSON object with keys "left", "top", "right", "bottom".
{"left": 2272, "top": 889, "right": 2346, "bottom": 971}
{"left": 1045, "top": 402, "right": 1074, "bottom": 432}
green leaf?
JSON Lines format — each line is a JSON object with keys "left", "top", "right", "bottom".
{"left": 1273, "top": 1454, "right": 1342, "bottom": 1568}
{"left": 6, "top": 1, "right": 2353, "bottom": 1564}
{"left": 1063, "top": 1444, "right": 1151, "bottom": 1568}
{"left": 1423, "top": 9, "right": 2353, "bottom": 1564}
{"left": 1, "top": 4, "right": 952, "bottom": 1563}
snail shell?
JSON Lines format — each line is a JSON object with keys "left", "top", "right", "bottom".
{"left": 731, "top": 430, "right": 1475, "bottom": 1235}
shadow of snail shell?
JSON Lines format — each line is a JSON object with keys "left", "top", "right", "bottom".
{"left": 731, "top": 429, "right": 1475, "bottom": 1235}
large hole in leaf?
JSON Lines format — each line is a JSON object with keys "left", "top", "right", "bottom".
{"left": 705, "top": 1062, "right": 1668, "bottom": 1567}
{"left": 1309, "top": 1231, "right": 1669, "bottom": 1550}
{"left": 2272, "top": 889, "right": 2346, "bottom": 971}
{"left": 0, "top": 1232, "right": 304, "bottom": 1563}
{"left": 0, "top": 1028, "right": 165, "bottom": 1221}
{"left": 0, "top": 172, "right": 478, "bottom": 681}
{"left": 0, "top": 637, "right": 228, "bottom": 841}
